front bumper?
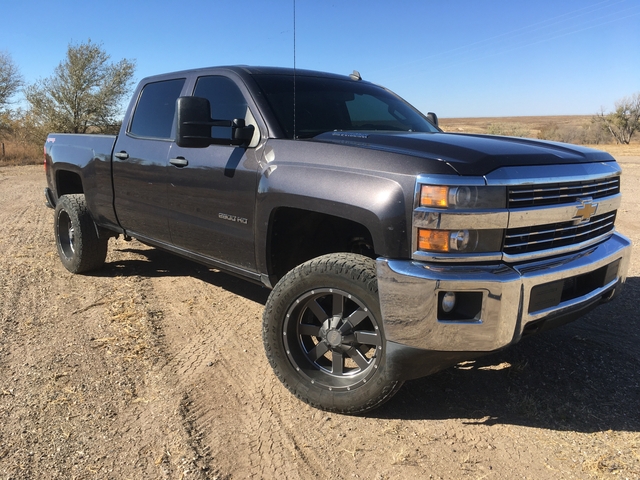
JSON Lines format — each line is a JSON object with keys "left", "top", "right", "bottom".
{"left": 377, "top": 232, "right": 631, "bottom": 354}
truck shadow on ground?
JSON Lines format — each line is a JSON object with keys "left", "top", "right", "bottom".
{"left": 97, "top": 245, "right": 270, "bottom": 305}
{"left": 97, "top": 245, "right": 638, "bottom": 433}
{"left": 376, "top": 277, "right": 640, "bottom": 433}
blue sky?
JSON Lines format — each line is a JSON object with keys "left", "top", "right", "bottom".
{"left": 2, "top": 0, "right": 639, "bottom": 117}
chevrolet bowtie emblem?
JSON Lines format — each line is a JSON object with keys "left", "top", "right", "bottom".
{"left": 573, "top": 198, "right": 598, "bottom": 224}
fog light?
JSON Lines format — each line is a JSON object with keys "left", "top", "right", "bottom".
{"left": 442, "top": 292, "right": 456, "bottom": 313}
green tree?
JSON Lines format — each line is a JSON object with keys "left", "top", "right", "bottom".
{"left": 595, "top": 93, "right": 640, "bottom": 145}
{"left": 25, "top": 40, "right": 135, "bottom": 134}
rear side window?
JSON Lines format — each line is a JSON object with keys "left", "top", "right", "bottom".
{"left": 129, "top": 78, "right": 185, "bottom": 139}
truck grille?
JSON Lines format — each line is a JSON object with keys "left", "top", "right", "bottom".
{"left": 504, "top": 211, "right": 616, "bottom": 255}
{"left": 508, "top": 177, "right": 620, "bottom": 208}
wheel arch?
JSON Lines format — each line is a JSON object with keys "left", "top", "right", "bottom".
{"left": 256, "top": 165, "right": 409, "bottom": 284}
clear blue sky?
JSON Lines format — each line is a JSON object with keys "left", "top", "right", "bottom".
{"left": 2, "top": 0, "right": 639, "bottom": 118}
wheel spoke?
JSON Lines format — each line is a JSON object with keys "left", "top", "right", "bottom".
{"left": 307, "top": 299, "right": 329, "bottom": 323}
{"left": 298, "top": 323, "right": 321, "bottom": 337}
{"left": 308, "top": 341, "right": 330, "bottom": 362}
{"left": 354, "top": 331, "right": 381, "bottom": 347}
{"left": 331, "top": 293, "right": 343, "bottom": 317}
{"left": 346, "top": 346, "right": 371, "bottom": 370}
{"left": 331, "top": 350, "right": 344, "bottom": 375}
{"left": 339, "top": 308, "right": 369, "bottom": 333}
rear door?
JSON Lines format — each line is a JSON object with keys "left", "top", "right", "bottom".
{"left": 167, "top": 74, "right": 262, "bottom": 271}
{"left": 112, "top": 77, "right": 186, "bottom": 243}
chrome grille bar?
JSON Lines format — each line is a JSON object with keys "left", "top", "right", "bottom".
{"left": 504, "top": 212, "right": 616, "bottom": 255}
{"left": 509, "top": 177, "right": 620, "bottom": 208}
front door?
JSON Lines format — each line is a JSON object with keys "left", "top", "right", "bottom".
{"left": 167, "top": 75, "right": 261, "bottom": 271}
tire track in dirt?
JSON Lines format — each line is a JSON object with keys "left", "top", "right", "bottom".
{"left": 0, "top": 167, "right": 59, "bottom": 357}
{"left": 146, "top": 271, "right": 334, "bottom": 478}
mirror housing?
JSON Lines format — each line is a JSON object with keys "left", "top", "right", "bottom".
{"left": 426, "top": 112, "right": 439, "bottom": 128}
{"left": 175, "top": 96, "right": 255, "bottom": 148}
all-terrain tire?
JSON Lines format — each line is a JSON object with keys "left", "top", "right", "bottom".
{"left": 54, "top": 194, "right": 108, "bottom": 273}
{"left": 263, "top": 253, "right": 403, "bottom": 414}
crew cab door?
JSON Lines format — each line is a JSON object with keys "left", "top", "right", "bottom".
{"left": 112, "top": 78, "right": 187, "bottom": 243}
{"left": 166, "top": 75, "right": 261, "bottom": 271}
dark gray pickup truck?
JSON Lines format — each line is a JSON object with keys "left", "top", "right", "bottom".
{"left": 44, "top": 66, "right": 632, "bottom": 413}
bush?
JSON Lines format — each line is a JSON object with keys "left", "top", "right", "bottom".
{"left": 537, "top": 121, "right": 613, "bottom": 145}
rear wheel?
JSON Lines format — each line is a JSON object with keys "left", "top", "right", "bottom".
{"left": 54, "top": 194, "right": 108, "bottom": 273}
{"left": 263, "top": 253, "right": 402, "bottom": 414}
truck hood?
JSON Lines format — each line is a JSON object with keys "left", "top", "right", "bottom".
{"left": 311, "top": 131, "right": 615, "bottom": 176}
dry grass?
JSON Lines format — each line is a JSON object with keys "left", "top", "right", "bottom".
{"left": 440, "top": 115, "right": 640, "bottom": 156}
{"left": 0, "top": 141, "right": 42, "bottom": 166}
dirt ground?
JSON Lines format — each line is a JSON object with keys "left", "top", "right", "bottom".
{"left": 1, "top": 157, "right": 639, "bottom": 479}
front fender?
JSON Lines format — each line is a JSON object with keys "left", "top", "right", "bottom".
{"left": 256, "top": 162, "right": 408, "bottom": 273}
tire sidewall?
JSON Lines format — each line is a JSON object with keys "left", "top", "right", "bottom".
{"left": 54, "top": 194, "right": 107, "bottom": 274}
{"left": 55, "top": 195, "right": 83, "bottom": 273}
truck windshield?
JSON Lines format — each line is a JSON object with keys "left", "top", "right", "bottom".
{"left": 252, "top": 74, "right": 439, "bottom": 139}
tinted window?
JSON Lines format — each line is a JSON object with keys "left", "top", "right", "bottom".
{"left": 194, "top": 76, "right": 249, "bottom": 138}
{"left": 252, "top": 74, "right": 438, "bottom": 139}
{"left": 129, "top": 78, "right": 185, "bottom": 139}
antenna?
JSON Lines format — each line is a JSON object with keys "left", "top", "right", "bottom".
{"left": 293, "top": 0, "right": 297, "bottom": 139}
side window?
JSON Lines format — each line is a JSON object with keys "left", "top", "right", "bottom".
{"left": 129, "top": 78, "right": 185, "bottom": 139}
{"left": 194, "top": 76, "right": 249, "bottom": 138}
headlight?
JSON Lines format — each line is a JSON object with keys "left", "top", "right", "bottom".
{"left": 420, "top": 185, "right": 505, "bottom": 209}
{"left": 418, "top": 228, "right": 503, "bottom": 253}
{"left": 415, "top": 183, "right": 506, "bottom": 255}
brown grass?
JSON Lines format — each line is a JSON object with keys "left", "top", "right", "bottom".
{"left": 440, "top": 115, "right": 640, "bottom": 156}
{"left": 439, "top": 115, "right": 594, "bottom": 136}
{"left": 0, "top": 141, "right": 42, "bottom": 166}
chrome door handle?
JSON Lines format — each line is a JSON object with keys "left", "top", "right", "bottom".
{"left": 170, "top": 157, "right": 189, "bottom": 167}
{"left": 114, "top": 151, "right": 129, "bottom": 160}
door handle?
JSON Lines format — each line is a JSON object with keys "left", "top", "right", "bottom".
{"left": 114, "top": 151, "right": 129, "bottom": 160}
{"left": 170, "top": 157, "right": 189, "bottom": 167}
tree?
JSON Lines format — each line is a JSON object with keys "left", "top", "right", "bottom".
{"left": 595, "top": 93, "right": 640, "bottom": 145}
{"left": 24, "top": 40, "right": 135, "bottom": 134}
{"left": 0, "top": 51, "right": 23, "bottom": 112}
{"left": 0, "top": 52, "right": 23, "bottom": 137}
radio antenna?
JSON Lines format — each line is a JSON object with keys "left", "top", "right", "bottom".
{"left": 293, "top": 0, "right": 297, "bottom": 139}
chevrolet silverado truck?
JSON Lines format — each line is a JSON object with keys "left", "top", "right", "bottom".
{"left": 44, "top": 66, "right": 632, "bottom": 413}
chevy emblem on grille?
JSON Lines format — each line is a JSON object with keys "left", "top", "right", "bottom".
{"left": 573, "top": 197, "right": 598, "bottom": 224}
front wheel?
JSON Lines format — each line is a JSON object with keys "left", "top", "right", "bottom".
{"left": 263, "top": 253, "right": 402, "bottom": 414}
{"left": 54, "top": 194, "right": 108, "bottom": 273}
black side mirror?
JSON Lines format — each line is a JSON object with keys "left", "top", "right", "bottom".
{"left": 176, "top": 96, "right": 213, "bottom": 148}
{"left": 426, "top": 112, "right": 439, "bottom": 128}
{"left": 176, "top": 96, "right": 255, "bottom": 148}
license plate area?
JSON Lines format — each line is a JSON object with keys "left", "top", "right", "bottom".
{"left": 528, "top": 259, "right": 620, "bottom": 314}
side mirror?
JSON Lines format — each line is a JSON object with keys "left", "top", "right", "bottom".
{"left": 175, "top": 96, "right": 255, "bottom": 148}
{"left": 176, "top": 96, "right": 213, "bottom": 148}
{"left": 426, "top": 112, "right": 439, "bottom": 128}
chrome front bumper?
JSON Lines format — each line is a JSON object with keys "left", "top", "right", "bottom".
{"left": 377, "top": 232, "right": 632, "bottom": 352}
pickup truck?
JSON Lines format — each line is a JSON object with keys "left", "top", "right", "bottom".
{"left": 44, "top": 66, "right": 632, "bottom": 414}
